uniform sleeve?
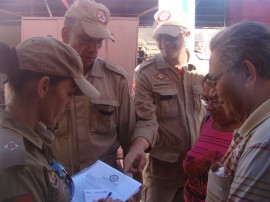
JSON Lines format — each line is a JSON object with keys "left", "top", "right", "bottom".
{"left": 117, "top": 77, "right": 136, "bottom": 155}
{"left": 0, "top": 165, "right": 46, "bottom": 202}
{"left": 228, "top": 140, "right": 270, "bottom": 201}
{"left": 132, "top": 69, "right": 159, "bottom": 148}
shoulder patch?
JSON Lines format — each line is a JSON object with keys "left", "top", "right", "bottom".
{"left": 103, "top": 59, "right": 128, "bottom": 78}
{"left": 135, "top": 57, "right": 155, "bottom": 72}
{"left": 0, "top": 128, "right": 26, "bottom": 170}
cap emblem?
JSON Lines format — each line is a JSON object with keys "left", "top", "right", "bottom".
{"left": 157, "top": 10, "right": 171, "bottom": 23}
{"left": 96, "top": 9, "right": 108, "bottom": 25}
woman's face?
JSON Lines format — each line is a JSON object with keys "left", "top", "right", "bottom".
{"left": 202, "top": 82, "right": 234, "bottom": 124}
{"left": 39, "top": 78, "right": 76, "bottom": 128}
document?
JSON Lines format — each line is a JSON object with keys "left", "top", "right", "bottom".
{"left": 84, "top": 188, "right": 110, "bottom": 202}
{"left": 71, "top": 160, "right": 142, "bottom": 202}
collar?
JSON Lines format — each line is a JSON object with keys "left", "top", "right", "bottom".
{"left": 85, "top": 58, "right": 104, "bottom": 78}
{"left": 0, "top": 109, "right": 53, "bottom": 150}
{"left": 156, "top": 54, "right": 173, "bottom": 70}
{"left": 237, "top": 99, "right": 270, "bottom": 138}
{"left": 156, "top": 48, "right": 195, "bottom": 71}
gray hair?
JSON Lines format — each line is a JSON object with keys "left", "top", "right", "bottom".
{"left": 63, "top": 17, "right": 81, "bottom": 33}
{"left": 210, "top": 21, "right": 270, "bottom": 78}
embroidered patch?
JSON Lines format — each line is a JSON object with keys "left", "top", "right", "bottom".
{"left": 154, "top": 72, "right": 167, "bottom": 80}
{"left": 4, "top": 141, "right": 18, "bottom": 151}
{"left": 96, "top": 9, "right": 108, "bottom": 25}
{"left": 48, "top": 170, "right": 59, "bottom": 186}
{"left": 157, "top": 10, "right": 171, "bottom": 22}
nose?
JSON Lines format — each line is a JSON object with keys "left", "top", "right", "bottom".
{"left": 160, "top": 38, "right": 169, "bottom": 46}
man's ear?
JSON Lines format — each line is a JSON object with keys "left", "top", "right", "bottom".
{"left": 37, "top": 76, "right": 50, "bottom": 99}
{"left": 241, "top": 60, "right": 257, "bottom": 88}
{"left": 62, "top": 27, "right": 71, "bottom": 44}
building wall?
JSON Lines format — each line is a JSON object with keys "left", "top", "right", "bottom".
{"left": 20, "top": 17, "right": 139, "bottom": 88}
{"left": 0, "top": 25, "right": 21, "bottom": 47}
{"left": 226, "top": 0, "right": 270, "bottom": 25}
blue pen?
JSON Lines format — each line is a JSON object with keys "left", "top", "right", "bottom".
{"left": 105, "top": 192, "right": 112, "bottom": 201}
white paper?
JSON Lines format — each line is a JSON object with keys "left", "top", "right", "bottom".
{"left": 84, "top": 189, "right": 109, "bottom": 202}
{"left": 214, "top": 166, "right": 225, "bottom": 177}
{"left": 71, "top": 160, "right": 142, "bottom": 202}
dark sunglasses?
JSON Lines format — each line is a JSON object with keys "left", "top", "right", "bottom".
{"left": 50, "top": 160, "right": 75, "bottom": 199}
{"left": 153, "top": 33, "right": 184, "bottom": 43}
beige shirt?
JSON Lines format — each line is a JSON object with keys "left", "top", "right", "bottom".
{"left": 0, "top": 109, "right": 70, "bottom": 202}
{"left": 133, "top": 53, "right": 208, "bottom": 162}
{"left": 53, "top": 58, "right": 135, "bottom": 174}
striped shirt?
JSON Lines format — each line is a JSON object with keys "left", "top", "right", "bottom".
{"left": 219, "top": 99, "right": 270, "bottom": 201}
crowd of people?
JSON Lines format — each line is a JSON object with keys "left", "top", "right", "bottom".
{"left": 1, "top": 0, "right": 270, "bottom": 202}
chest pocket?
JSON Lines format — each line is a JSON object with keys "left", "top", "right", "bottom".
{"left": 153, "top": 88, "right": 179, "bottom": 119}
{"left": 192, "top": 84, "right": 203, "bottom": 112}
{"left": 89, "top": 99, "right": 119, "bottom": 135}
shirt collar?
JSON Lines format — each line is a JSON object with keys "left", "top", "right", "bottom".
{"left": 237, "top": 99, "right": 270, "bottom": 137}
{"left": 85, "top": 58, "right": 103, "bottom": 78}
{"left": 156, "top": 48, "right": 194, "bottom": 70}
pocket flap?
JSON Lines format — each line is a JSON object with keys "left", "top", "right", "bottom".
{"left": 152, "top": 87, "right": 178, "bottom": 96}
{"left": 91, "top": 99, "right": 120, "bottom": 107}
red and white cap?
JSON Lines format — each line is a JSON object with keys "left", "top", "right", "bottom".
{"left": 65, "top": 0, "right": 115, "bottom": 41}
{"left": 153, "top": 10, "right": 189, "bottom": 37}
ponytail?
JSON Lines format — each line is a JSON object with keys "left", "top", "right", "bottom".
{"left": 0, "top": 43, "right": 19, "bottom": 77}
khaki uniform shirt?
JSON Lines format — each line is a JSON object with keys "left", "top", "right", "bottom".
{"left": 133, "top": 53, "right": 208, "bottom": 162}
{"left": 53, "top": 58, "right": 135, "bottom": 175}
{"left": 0, "top": 109, "right": 70, "bottom": 202}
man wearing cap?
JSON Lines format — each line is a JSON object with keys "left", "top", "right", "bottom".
{"left": 124, "top": 10, "right": 208, "bottom": 202}
{"left": 52, "top": 0, "right": 135, "bottom": 175}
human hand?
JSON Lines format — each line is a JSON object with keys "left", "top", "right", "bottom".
{"left": 124, "top": 137, "right": 148, "bottom": 174}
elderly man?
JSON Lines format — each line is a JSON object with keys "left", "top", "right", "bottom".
{"left": 52, "top": 0, "right": 135, "bottom": 175}
{"left": 124, "top": 10, "right": 208, "bottom": 202}
{"left": 206, "top": 22, "right": 270, "bottom": 201}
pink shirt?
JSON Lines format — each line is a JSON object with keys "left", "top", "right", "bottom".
{"left": 183, "top": 118, "right": 233, "bottom": 202}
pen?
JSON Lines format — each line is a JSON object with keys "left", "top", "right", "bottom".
{"left": 105, "top": 192, "right": 112, "bottom": 201}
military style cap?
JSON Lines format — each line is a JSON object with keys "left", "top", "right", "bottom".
{"left": 65, "top": 0, "right": 115, "bottom": 41}
{"left": 153, "top": 10, "right": 189, "bottom": 37}
{"left": 16, "top": 36, "right": 100, "bottom": 98}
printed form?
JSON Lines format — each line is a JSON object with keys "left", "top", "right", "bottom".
{"left": 71, "top": 160, "right": 142, "bottom": 202}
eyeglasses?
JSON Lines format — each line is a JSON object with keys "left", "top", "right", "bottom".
{"left": 50, "top": 160, "right": 75, "bottom": 199}
{"left": 153, "top": 33, "right": 184, "bottom": 43}
{"left": 206, "top": 68, "right": 233, "bottom": 89}
{"left": 200, "top": 96, "right": 223, "bottom": 107}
